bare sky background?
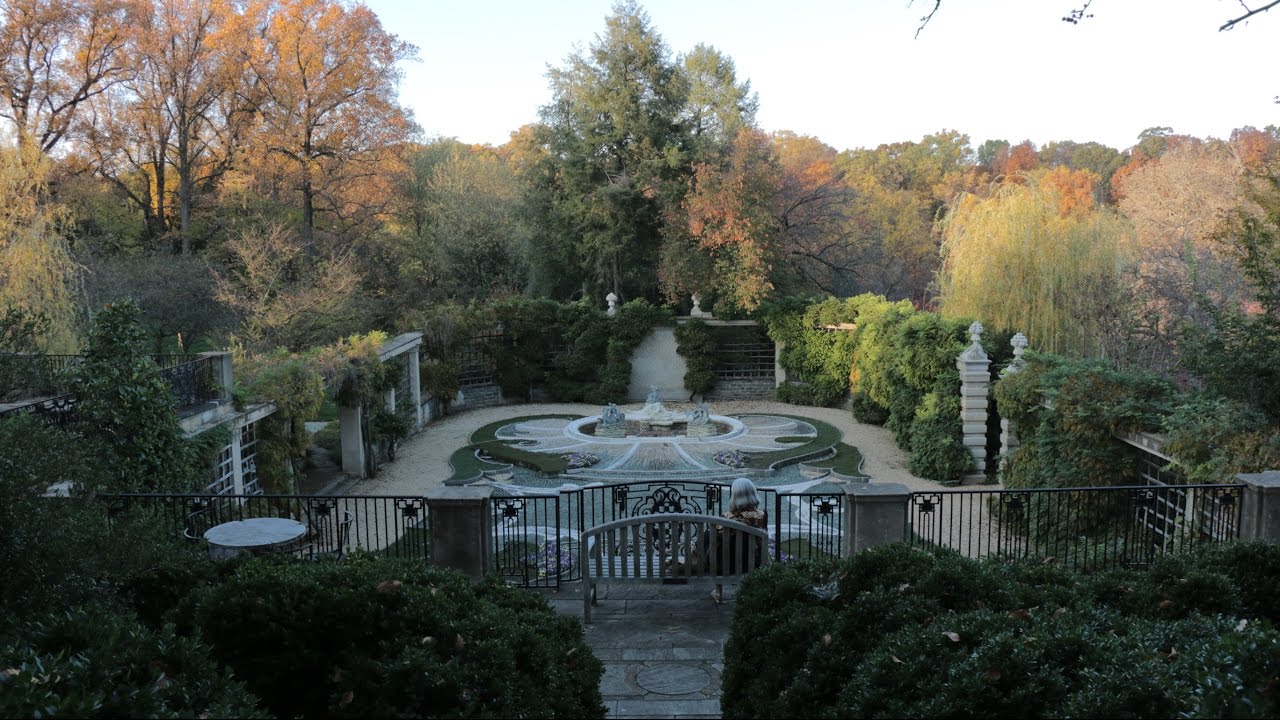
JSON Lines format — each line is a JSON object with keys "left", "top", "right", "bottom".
{"left": 366, "top": 0, "right": 1278, "bottom": 152}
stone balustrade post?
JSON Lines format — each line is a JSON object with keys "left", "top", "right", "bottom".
{"left": 1238, "top": 471, "right": 1280, "bottom": 542}
{"left": 425, "top": 486, "right": 495, "bottom": 578}
{"left": 957, "top": 322, "right": 991, "bottom": 485}
{"left": 997, "top": 333, "right": 1029, "bottom": 474}
{"left": 200, "top": 351, "right": 234, "bottom": 404}
{"left": 842, "top": 483, "right": 910, "bottom": 555}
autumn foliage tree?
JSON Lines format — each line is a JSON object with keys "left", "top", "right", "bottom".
{"left": 1115, "top": 139, "right": 1255, "bottom": 366}
{"left": 243, "top": 0, "right": 416, "bottom": 244}
{"left": 938, "top": 176, "right": 1135, "bottom": 359}
{"left": 673, "top": 129, "right": 780, "bottom": 310}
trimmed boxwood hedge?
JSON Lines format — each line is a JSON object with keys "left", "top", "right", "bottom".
{"left": 0, "top": 603, "right": 266, "bottom": 719}
{"left": 723, "top": 542, "right": 1280, "bottom": 719}
{"left": 193, "top": 554, "right": 605, "bottom": 719}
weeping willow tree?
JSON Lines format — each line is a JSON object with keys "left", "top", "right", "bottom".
{"left": 0, "top": 140, "right": 81, "bottom": 352}
{"left": 937, "top": 178, "right": 1135, "bottom": 359}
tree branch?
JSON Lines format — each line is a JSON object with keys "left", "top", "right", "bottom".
{"left": 913, "top": 0, "right": 941, "bottom": 39}
{"left": 1221, "top": 0, "right": 1280, "bottom": 31}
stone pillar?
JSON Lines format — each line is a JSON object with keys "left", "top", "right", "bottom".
{"left": 230, "top": 425, "right": 245, "bottom": 494}
{"left": 997, "top": 333, "right": 1028, "bottom": 475}
{"left": 407, "top": 346, "right": 422, "bottom": 430}
{"left": 201, "top": 351, "right": 234, "bottom": 404}
{"left": 425, "top": 486, "right": 494, "bottom": 578}
{"left": 606, "top": 292, "right": 618, "bottom": 317}
{"left": 774, "top": 340, "right": 787, "bottom": 387}
{"left": 339, "top": 403, "right": 365, "bottom": 479}
{"left": 957, "top": 322, "right": 991, "bottom": 484}
{"left": 1238, "top": 471, "right": 1280, "bottom": 542}
{"left": 842, "top": 483, "right": 910, "bottom": 555}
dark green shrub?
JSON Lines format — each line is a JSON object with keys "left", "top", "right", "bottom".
{"left": 723, "top": 542, "right": 1280, "bottom": 720}
{"left": 72, "top": 300, "right": 204, "bottom": 492}
{"left": 905, "top": 391, "right": 972, "bottom": 483}
{"left": 0, "top": 603, "right": 265, "bottom": 719}
{"left": 850, "top": 390, "right": 888, "bottom": 425}
{"left": 193, "top": 554, "right": 604, "bottom": 719}
{"left": 674, "top": 318, "right": 716, "bottom": 399}
{"left": 994, "top": 353, "right": 1178, "bottom": 489}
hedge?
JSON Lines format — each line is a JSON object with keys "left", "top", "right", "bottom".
{"left": 193, "top": 554, "right": 605, "bottom": 719}
{"left": 722, "top": 542, "right": 1280, "bottom": 719}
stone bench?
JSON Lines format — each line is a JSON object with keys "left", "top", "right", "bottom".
{"left": 580, "top": 512, "right": 770, "bottom": 623}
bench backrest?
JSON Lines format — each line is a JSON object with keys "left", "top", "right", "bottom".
{"left": 580, "top": 512, "right": 770, "bottom": 581}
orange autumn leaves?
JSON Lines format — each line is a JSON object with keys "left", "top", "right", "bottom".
{"left": 680, "top": 129, "right": 842, "bottom": 311}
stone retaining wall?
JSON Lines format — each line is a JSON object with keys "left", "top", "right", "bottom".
{"left": 706, "top": 378, "right": 776, "bottom": 402}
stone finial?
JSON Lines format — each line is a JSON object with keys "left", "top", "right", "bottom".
{"left": 605, "top": 292, "right": 618, "bottom": 317}
{"left": 689, "top": 292, "right": 711, "bottom": 318}
{"left": 959, "top": 321, "right": 988, "bottom": 362}
{"left": 1011, "top": 332, "right": 1028, "bottom": 358}
{"left": 1002, "top": 332, "right": 1029, "bottom": 376}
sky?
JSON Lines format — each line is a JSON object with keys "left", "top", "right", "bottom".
{"left": 364, "top": 0, "right": 1278, "bottom": 153}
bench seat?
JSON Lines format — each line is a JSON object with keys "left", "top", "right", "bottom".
{"left": 579, "top": 512, "right": 769, "bottom": 623}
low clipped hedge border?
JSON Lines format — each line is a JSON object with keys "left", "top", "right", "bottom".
{"left": 723, "top": 542, "right": 1280, "bottom": 719}
{"left": 452, "top": 414, "right": 587, "bottom": 479}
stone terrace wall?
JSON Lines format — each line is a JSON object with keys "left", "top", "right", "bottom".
{"left": 706, "top": 377, "right": 776, "bottom": 402}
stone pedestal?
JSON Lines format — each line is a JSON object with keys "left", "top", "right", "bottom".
{"left": 425, "top": 486, "right": 494, "bottom": 579}
{"left": 842, "top": 483, "right": 910, "bottom": 555}
{"left": 956, "top": 322, "right": 990, "bottom": 484}
{"left": 1239, "top": 471, "right": 1280, "bottom": 542}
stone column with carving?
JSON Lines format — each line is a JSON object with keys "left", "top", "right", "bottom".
{"left": 997, "top": 333, "right": 1028, "bottom": 475}
{"left": 957, "top": 321, "right": 991, "bottom": 484}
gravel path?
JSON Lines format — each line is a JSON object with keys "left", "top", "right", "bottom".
{"left": 349, "top": 400, "right": 957, "bottom": 496}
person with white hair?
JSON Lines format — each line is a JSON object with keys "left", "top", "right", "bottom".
{"left": 725, "top": 477, "right": 766, "bottom": 529}
{"left": 709, "top": 477, "right": 768, "bottom": 603}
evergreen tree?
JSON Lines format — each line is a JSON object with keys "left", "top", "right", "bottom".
{"left": 527, "top": 0, "right": 689, "bottom": 302}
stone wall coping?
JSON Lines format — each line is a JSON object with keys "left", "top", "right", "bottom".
{"left": 845, "top": 482, "right": 910, "bottom": 501}
{"left": 379, "top": 331, "right": 424, "bottom": 360}
{"left": 672, "top": 317, "right": 759, "bottom": 327}
{"left": 425, "top": 486, "right": 494, "bottom": 503}
{"left": 1238, "top": 471, "right": 1280, "bottom": 489}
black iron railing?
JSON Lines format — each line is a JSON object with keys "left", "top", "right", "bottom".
{"left": 490, "top": 479, "right": 842, "bottom": 587}
{"left": 0, "top": 354, "right": 221, "bottom": 424}
{"left": 159, "top": 355, "right": 221, "bottom": 410}
{"left": 906, "top": 483, "right": 1243, "bottom": 571}
{"left": 98, "top": 493, "right": 430, "bottom": 561}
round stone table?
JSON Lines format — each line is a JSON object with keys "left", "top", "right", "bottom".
{"left": 204, "top": 517, "right": 307, "bottom": 557}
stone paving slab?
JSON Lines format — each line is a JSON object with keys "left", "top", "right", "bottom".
{"left": 540, "top": 584, "right": 732, "bottom": 720}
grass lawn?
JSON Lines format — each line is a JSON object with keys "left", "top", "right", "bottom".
{"left": 743, "top": 414, "right": 842, "bottom": 470}
{"left": 806, "top": 442, "right": 866, "bottom": 477}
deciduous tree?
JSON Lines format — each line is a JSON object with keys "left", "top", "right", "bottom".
{"left": 0, "top": 0, "right": 135, "bottom": 153}
{"left": 243, "top": 0, "right": 416, "bottom": 244}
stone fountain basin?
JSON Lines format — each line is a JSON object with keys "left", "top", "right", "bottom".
{"left": 564, "top": 414, "right": 746, "bottom": 443}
